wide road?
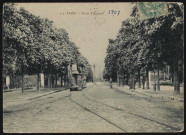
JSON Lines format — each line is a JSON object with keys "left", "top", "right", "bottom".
{"left": 3, "top": 82, "right": 184, "bottom": 133}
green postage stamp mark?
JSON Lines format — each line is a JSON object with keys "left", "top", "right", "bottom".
{"left": 138, "top": 2, "right": 168, "bottom": 20}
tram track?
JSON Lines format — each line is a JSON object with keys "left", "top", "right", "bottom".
{"left": 69, "top": 91, "right": 128, "bottom": 132}
{"left": 4, "top": 84, "right": 181, "bottom": 132}
{"left": 80, "top": 88, "right": 181, "bottom": 131}
{"left": 32, "top": 95, "right": 70, "bottom": 117}
{"left": 3, "top": 92, "right": 70, "bottom": 114}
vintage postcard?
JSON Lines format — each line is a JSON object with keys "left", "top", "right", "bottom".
{"left": 3, "top": 2, "right": 184, "bottom": 133}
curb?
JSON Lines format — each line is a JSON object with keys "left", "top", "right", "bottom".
{"left": 3, "top": 89, "right": 70, "bottom": 112}
{"left": 132, "top": 90, "right": 184, "bottom": 102}
{"left": 114, "top": 85, "right": 184, "bottom": 102}
{"left": 27, "top": 89, "right": 69, "bottom": 100}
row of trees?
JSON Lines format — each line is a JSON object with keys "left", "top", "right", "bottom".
{"left": 104, "top": 3, "right": 183, "bottom": 93}
{"left": 3, "top": 3, "right": 93, "bottom": 92}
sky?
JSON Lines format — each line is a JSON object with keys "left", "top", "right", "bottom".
{"left": 16, "top": 3, "right": 134, "bottom": 77}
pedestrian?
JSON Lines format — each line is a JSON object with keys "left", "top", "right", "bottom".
{"left": 142, "top": 76, "right": 145, "bottom": 89}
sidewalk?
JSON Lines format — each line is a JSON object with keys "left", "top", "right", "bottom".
{"left": 3, "top": 83, "right": 94, "bottom": 110}
{"left": 3, "top": 87, "right": 68, "bottom": 110}
{"left": 112, "top": 83, "right": 184, "bottom": 102}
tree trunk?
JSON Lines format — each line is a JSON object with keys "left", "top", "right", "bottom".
{"left": 163, "top": 71, "right": 166, "bottom": 80}
{"left": 126, "top": 74, "right": 129, "bottom": 85}
{"left": 47, "top": 75, "right": 50, "bottom": 88}
{"left": 122, "top": 77, "right": 125, "bottom": 86}
{"left": 167, "top": 65, "right": 170, "bottom": 79}
{"left": 138, "top": 70, "right": 141, "bottom": 88}
{"left": 110, "top": 77, "right": 112, "bottom": 88}
{"left": 174, "top": 63, "right": 180, "bottom": 94}
{"left": 21, "top": 66, "right": 24, "bottom": 94}
{"left": 55, "top": 73, "right": 57, "bottom": 88}
{"left": 61, "top": 75, "right": 63, "bottom": 87}
{"left": 142, "top": 76, "right": 145, "bottom": 89}
{"left": 118, "top": 77, "right": 120, "bottom": 86}
{"left": 37, "top": 73, "right": 40, "bottom": 91}
{"left": 22, "top": 74, "right": 24, "bottom": 94}
{"left": 157, "top": 68, "right": 160, "bottom": 91}
{"left": 129, "top": 74, "right": 132, "bottom": 89}
{"left": 133, "top": 75, "right": 135, "bottom": 90}
{"left": 64, "top": 75, "right": 66, "bottom": 87}
{"left": 117, "top": 70, "right": 119, "bottom": 87}
{"left": 51, "top": 78, "right": 55, "bottom": 88}
{"left": 171, "top": 65, "right": 174, "bottom": 84}
{"left": 146, "top": 69, "right": 150, "bottom": 89}
{"left": 65, "top": 75, "right": 68, "bottom": 88}
{"left": 121, "top": 77, "right": 123, "bottom": 86}
{"left": 49, "top": 68, "right": 52, "bottom": 90}
{"left": 153, "top": 68, "right": 156, "bottom": 91}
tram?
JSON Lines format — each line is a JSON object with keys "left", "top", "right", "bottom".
{"left": 68, "top": 63, "right": 86, "bottom": 91}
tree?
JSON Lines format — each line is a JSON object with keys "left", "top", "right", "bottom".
{"left": 104, "top": 39, "right": 119, "bottom": 82}
{"left": 3, "top": 4, "right": 92, "bottom": 92}
{"left": 103, "top": 68, "right": 109, "bottom": 81}
{"left": 139, "top": 3, "right": 184, "bottom": 92}
{"left": 3, "top": 3, "right": 34, "bottom": 93}
{"left": 104, "top": 2, "right": 183, "bottom": 93}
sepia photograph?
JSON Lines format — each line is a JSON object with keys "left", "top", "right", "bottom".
{"left": 2, "top": 2, "right": 184, "bottom": 133}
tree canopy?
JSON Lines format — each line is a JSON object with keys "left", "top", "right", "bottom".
{"left": 3, "top": 3, "right": 93, "bottom": 80}
{"left": 104, "top": 2, "right": 183, "bottom": 92}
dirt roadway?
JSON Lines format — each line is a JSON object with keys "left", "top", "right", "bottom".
{"left": 3, "top": 82, "right": 184, "bottom": 133}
